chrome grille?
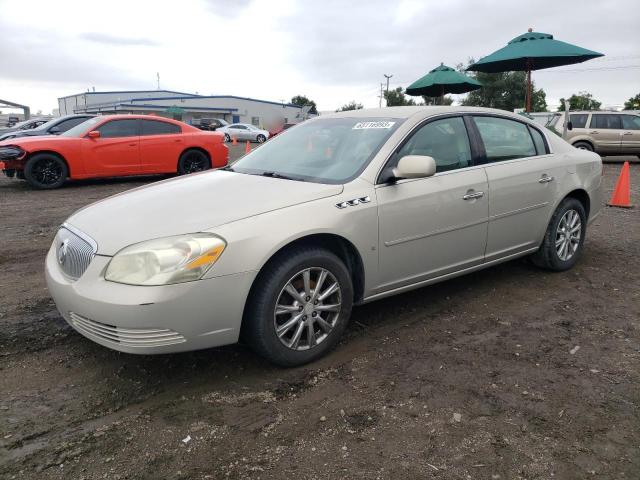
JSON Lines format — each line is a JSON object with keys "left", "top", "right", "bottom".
{"left": 54, "top": 225, "right": 97, "bottom": 280}
{"left": 69, "top": 312, "right": 186, "bottom": 348}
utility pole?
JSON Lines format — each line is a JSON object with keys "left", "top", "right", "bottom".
{"left": 378, "top": 83, "right": 384, "bottom": 108}
{"left": 383, "top": 74, "right": 393, "bottom": 107}
{"left": 156, "top": 72, "right": 160, "bottom": 90}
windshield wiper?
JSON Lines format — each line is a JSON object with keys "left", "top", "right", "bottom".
{"left": 260, "top": 171, "right": 304, "bottom": 181}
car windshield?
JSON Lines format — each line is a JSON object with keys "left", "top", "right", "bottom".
{"left": 61, "top": 117, "right": 101, "bottom": 137}
{"left": 231, "top": 117, "right": 403, "bottom": 184}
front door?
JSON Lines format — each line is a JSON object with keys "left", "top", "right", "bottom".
{"left": 375, "top": 116, "right": 489, "bottom": 293}
{"left": 589, "top": 114, "right": 623, "bottom": 153}
{"left": 84, "top": 119, "right": 140, "bottom": 176}
{"left": 472, "top": 115, "right": 565, "bottom": 261}
{"left": 621, "top": 114, "right": 640, "bottom": 153}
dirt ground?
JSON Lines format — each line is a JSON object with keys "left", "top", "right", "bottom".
{"left": 1, "top": 150, "right": 638, "bottom": 480}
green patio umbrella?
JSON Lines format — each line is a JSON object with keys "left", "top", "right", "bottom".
{"left": 467, "top": 29, "right": 603, "bottom": 112}
{"left": 406, "top": 63, "right": 482, "bottom": 103}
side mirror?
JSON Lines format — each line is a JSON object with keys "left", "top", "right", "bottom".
{"left": 87, "top": 130, "right": 101, "bottom": 139}
{"left": 392, "top": 155, "right": 437, "bottom": 180}
{"left": 49, "top": 126, "right": 61, "bottom": 134}
{"left": 567, "top": 121, "right": 573, "bottom": 131}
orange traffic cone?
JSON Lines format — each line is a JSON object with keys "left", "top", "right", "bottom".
{"left": 245, "top": 141, "right": 251, "bottom": 154}
{"left": 608, "top": 161, "right": 632, "bottom": 208}
{"left": 232, "top": 136, "right": 237, "bottom": 145}
{"left": 306, "top": 138, "right": 313, "bottom": 152}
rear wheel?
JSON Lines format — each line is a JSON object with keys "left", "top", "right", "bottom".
{"left": 178, "top": 149, "right": 210, "bottom": 174}
{"left": 573, "top": 141, "right": 594, "bottom": 152}
{"left": 531, "top": 197, "right": 587, "bottom": 271}
{"left": 23, "top": 153, "right": 68, "bottom": 189}
{"left": 243, "top": 246, "right": 353, "bottom": 367}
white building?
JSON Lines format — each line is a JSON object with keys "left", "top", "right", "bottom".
{"left": 58, "top": 90, "right": 307, "bottom": 128}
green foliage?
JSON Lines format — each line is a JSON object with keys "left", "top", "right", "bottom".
{"left": 384, "top": 87, "right": 416, "bottom": 107}
{"left": 623, "top": 93, "right": 640, "bottom": 110}
{"left": 557, "top": 92, "right": 601, "bottom": 111}
{"left": 462, "top": 70, "right": 547, "bottom": 112}
{"left": 290, "top": 95, "right": 317, "bottom": 114}
{"left": 336, "top": 101, "right": 364, "bottom": 112}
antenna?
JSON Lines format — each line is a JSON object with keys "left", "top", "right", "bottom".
{"left": 156, "top": 72, "right": 160, "bottom": 90}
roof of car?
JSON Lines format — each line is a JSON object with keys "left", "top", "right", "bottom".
{"left": 321, "top": 106, "right": 539, "bottom": 121}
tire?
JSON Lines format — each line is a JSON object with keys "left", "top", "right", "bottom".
{"left": 243, "top": 246, "right": 354, "bottom": 367}
{"left": 178, "top": 149, "right": 211, "bottom": 175}
{"left": 256, "top": 134, "right": 266, "bottom": 143}
{"left": 573, "top": 141, "right": 594, "bottom": 152}
{"left": 23, "top": 153, "right": 68, "bottom": 189}
{"left": 531, "top": 197, "right": 587, "bottom": 271}
{"left": 224, "top": 133, "right": 231, "bottom": 142}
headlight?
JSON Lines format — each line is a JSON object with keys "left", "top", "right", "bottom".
{"left": 105, "top": 233, "right": 226, "bottom": 286}
{"left": 0, "top": 145, "right": 25, "bottom": 160}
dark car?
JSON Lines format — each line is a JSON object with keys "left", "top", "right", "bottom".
{"left": 193, "top": 118, "right": 229, "bottom": 131}
{"left": 0, "top": 118, "right": 50, "bottom": 136}
{"left": 0, "top": 115, "right": 95, "bottom": 141}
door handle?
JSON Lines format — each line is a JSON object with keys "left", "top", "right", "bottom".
{"left": 590, "top": 130, "right": 599, "bottom": 134}
{"left": 462, "top": 191, "right": 484, "bottom": 200}
{"left": 622, "top": 131, "right": 633, "bottom": 136}
{"left": 538, "top": 175, "right": 554, "bottom": 183}
{"left": 128, "top": 143, "right": 137, "bottom": 147}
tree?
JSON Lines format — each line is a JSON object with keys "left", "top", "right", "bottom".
{"left": 557, "top": 92, "right": 601, "bottom": 111}
{"left": 460, "top": 59, "right": 547, "bottom": 112}
{"left": 290, "top": 95, "right": 317, "bottom": 114}
{"left": 422, "top": 95, "right": 453, "bottom": 106}
{"left": 336, "top": 101, "right": 363, "bottom": 112}
{"left": 384, "top": 87, "right": 416, "bottom": 107}
{"left": 623, "top": 93, "right": 640, "bottom": 110}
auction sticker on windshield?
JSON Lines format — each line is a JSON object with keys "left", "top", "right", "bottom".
{"left": 352, "top": 121, "right": 396, "bottom": 130}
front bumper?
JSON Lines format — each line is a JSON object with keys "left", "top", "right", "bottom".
{"left": 45, "top": 246, "right": 257, "bottom": 354}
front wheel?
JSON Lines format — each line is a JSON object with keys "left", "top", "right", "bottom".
{"left": 23, "top": 153, "right": 68, "bottom": 189}
{"left": 224, "top": 133, "right": 231, "bottom": 142}
{"left": 256, "top": 134, "right": 266, "bottom": 143}
{"left": 178, "top": 150, "right": 211, "bottom": 174}
{"left": 243, "top": 247, "right": 353, "bottom": 367}
{"left": 531, "top": 197, "right": 587, "bottom": 271}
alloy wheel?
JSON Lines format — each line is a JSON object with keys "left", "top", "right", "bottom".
{"left": 273, "top": 267, "right": 342, "bottom": 351}
{"left": 555, "top": 209, "right": 582, "bottom": 261}
{"left": 32, "top": 158, "right": 63, "bottom": 186}
{"left": 183, "top": 152, "right": 207, "bottom": 173}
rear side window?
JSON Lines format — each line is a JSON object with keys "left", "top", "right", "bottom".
{"left": 396, "top": 117, "right": 472, "bottom": 173}
{"left": 569, "top": 114, "right": 589, "bottom": 129}
{"left": 141, "top": 120, "right": 181, "bottom": 135}
{"left": 473, "top": 116, "right": 536, "bottom": 162}
{"left": 591, "top": 114, "right": 622, "bottom": 129}
{"left": 529, "top": 126, "right": 549, "bottom": 155}
{"left": 97, "top": 119, "right": 139, "bottom": 138}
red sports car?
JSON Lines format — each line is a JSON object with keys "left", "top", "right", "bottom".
{"left": 0, "top": 115, "right": 228, "bottom": 189}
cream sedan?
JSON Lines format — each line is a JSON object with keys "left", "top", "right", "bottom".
{"left": 46, "top": 107, "right": 603, "bottom": 366}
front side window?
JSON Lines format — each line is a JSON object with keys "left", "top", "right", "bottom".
{"left": 621, "top": 115, "right": 640, "bottom": 130}
{"left": 97, "top": 119, "right": 139, "bottom": 138}
{"left": 473, "top": 116, "right": 536, "bottom": 162}
{"left": 591, "top": 114, "right": 622, "bottom": 129}
{"left": 232, "top": 117, "right": 403, "bottom": 184}
{"left": 141, "top": 120, "right": 181, "bottom": 135}
{"left": 569, "top": 114, "right": 589, "bottom": 129}
{"left": 395, "top": 117, "right": 471, "bottom": 173}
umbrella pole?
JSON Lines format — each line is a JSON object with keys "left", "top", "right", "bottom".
{"left": 526, "top": 68, "right": 532, "bottom": 112}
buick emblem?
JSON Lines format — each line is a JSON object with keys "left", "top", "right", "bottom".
{"left": 57, "top": 239, "right": 69, "bottom": 265}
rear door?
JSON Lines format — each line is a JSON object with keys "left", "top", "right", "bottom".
{"left": 589, "top": 114, "right": 623, "bottom": 153}
{"left": 620, "top": 114, "right": 640, "bottom": 153}
{"left": 375, "top": 116, "right": 489, "bottom": 292}
{"left": 472, "top": 115, "right": 565, "bottom": 261}
{"left": 84, "top": 119, "right": 140, "bottom": 176}
{"left": 139, "top": 119, "right": 183, "bottom": 173}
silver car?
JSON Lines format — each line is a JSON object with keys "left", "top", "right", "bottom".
{"left": 217, "top": 123, "right": 270, "bottom": 143}
{"left": 45, "top": 107, "right": 603, "bottom": 366}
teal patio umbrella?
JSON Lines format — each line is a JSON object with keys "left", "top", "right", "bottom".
{"left": 406, "top": 63, "right": 482, "bottom": 103}
{"left": 467, "top": 29, "right": 603, "bottom": 112}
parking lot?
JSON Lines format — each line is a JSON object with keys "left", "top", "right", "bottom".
{"left": 0, "top": 151, "right": 638, "bottom": 479}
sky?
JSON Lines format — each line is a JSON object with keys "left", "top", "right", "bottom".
{"left": 1, "top": 0, "right": 638, "bottom": 115}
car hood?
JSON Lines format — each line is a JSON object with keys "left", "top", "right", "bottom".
{"left": 66, "top": 170, "right": 344, "bottom": 255}
{"left": 0, "top": 135, "right": 72, "bottom": 147}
